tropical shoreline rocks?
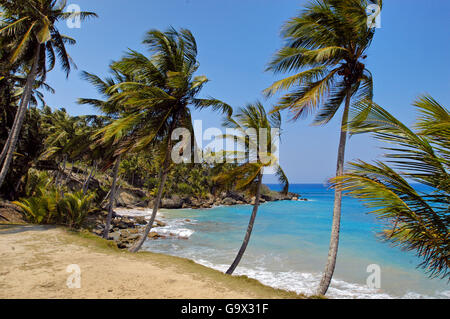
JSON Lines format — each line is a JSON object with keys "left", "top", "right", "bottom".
{"left": 84, "top": 184, "right": 307, "bottom": 249}
{"left": 117, "top": 185, "right": 305, "bottom": 210}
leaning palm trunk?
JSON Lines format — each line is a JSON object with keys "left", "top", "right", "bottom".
{"left": 0, "top": 121, "right": 16, "bottom": 166}
{"left": 103, "top": 156, "right": 121, "bottom": 239}
{"left": 0, "top": 44, "right": 41, "bottom": 188}
{"left": 129, "top": 157, "right": 170, "bottom": 253}
{"left": 57, "top": 155, "right": 67, "bottom": 186}
{"left": 226, "top": 173, "right": 263, "bottom": 275}
{"left": 83, "top": 161, "right": 97, "bottom": 194}
{"left": 317, "top": 91, "right": 351, "bottom": 295}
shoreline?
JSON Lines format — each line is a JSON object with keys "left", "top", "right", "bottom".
{"left": 0, "top": 224, "right": 307, "bottom": 299}
{"left": 115, "top": 205, "right": 450, "bottom": 300}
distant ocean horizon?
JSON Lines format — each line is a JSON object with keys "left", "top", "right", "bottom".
{"left": 121, "top": 183, "right": 449, "bottom": 299}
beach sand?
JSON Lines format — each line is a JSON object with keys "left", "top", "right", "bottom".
{"left": 0, "top": 225, "right": 303, "bottom": 299}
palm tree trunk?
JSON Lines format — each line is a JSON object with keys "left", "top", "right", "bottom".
{"left": 129, "top": 153, "right": 170, "bottom": 253}
{"left": 226, "top": 172, "right": 263, "bottom": 275}
{"left": 83, "top": 160, "right": 97, "bottom": 194}
{"left": 317, "top": 90, "right": 351, "bottom": 296}
{"left": 66, "top": 161, "right": 74, "bottom": 184}
{"left": 55, "top": 155, "right": 67, "bottom": 186}
{"left": 0, "top": 44, "right": 41, "bottom": 188}
{"left": 129, "top": 121, "right": 177, "bottom": 253}
{"left": 0, "top": 123, "right": 15, "bottom": 166}
{"left": 103, "top": 156, "right": 121, "bottom": 239}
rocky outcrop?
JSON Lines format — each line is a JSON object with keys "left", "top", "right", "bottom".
{"left": 161, "top": 195, "right": 184, "bottom": 209}
{"left": 86, "top": 211, "right": 171, "bottom": 249}
{"left": 222, "top": 197, "right": 237, "bottom": 206}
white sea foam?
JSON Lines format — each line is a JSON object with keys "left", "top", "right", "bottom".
{"left": 115, "top": 207, "right": 449, "bottom": 299}
{"left": 193, "top": 259, "right": 449, "bottom": 299}
{"left": 152, "top": 219, "right": 195, "bottom": 239}
{"left": 116, "top": 208, "right": 195, "bottom": 239}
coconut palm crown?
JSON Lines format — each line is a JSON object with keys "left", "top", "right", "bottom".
{"left": 97, "top": 27, "right": 232, "bottom": 252}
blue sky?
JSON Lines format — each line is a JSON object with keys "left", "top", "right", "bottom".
{"left": 43, "top": 0, "right": 450, "bottom": 183}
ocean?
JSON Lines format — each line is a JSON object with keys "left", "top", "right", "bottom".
{"left": 118, "top": 184, "right": 449, "bottom": 299}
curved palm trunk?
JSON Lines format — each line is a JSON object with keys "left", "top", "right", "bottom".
{"left": 317, "top": 91, "right": 351, "bottom": 296}
{"left": 83, "top": 160, "right": 97, "bottom": 194}
{"left": 0, "top": 44, "right": 41, "bottom": 188}
{"left": 103, "top": 156, "right": 121, "bottom": 239}
{"left": 226, "top": 173, "right": 263, "bottom": 275}
{"left": 129, "top": 120, "right": 177, "bottom": 253}
{"left": 129, "top": 153, "right": 171, "bottom": 253}
{"left": 0, "top": 122, "right": 15, "bottom": 166}
{"left": 57, "top": 155, "right": 67, "bottom": 187}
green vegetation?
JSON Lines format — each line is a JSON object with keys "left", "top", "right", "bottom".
{"left": 13, "top": 170, "right": 96, "bottom": 228}
{"left": 0, "top": 0, "right": 448, "bottom": 297}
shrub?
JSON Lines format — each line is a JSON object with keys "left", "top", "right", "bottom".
{"left": 14, "top": 188, "right": 96, "bottom": 228}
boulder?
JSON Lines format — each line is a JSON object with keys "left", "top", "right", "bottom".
{"left": 115, "top": 190, "right": 139, "bottom": 208}
{"left": 222, "top": 197, "right": 237, "bottom": 205}
{"left": 161, "top": 196, "right": 183, "bottom": 209}
{"left": 112, "top": 217, "right": 135, "bottom": 229}
{"left": 226, "top": 192, "right": 246, "bottom": 202}
{"left": 154, "top": 220, "right": 166, "bottom": 227}
{"left": 148, "top": 231, "right": 161, "bottom": 239}
{"left": 133, "top": 216, "right": 147, "bottom": 225}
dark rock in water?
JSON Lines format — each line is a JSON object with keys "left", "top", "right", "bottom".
{"left": 154, "top": 220, "right": 166, "bottom": 227}
{"left": 148, "top": 231, "right": 161, "bottom": 239}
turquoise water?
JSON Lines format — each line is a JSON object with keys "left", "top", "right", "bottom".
{"left": 139, "top": 184, "right": 449, "bottom": 298}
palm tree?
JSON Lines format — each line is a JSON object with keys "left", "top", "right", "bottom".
{"left": 0, "top": 75, "right": 53, "bottom": 159}
{"left": 0, "top": 0, "right": 97, "bottom": 188}
{"left": 265, "top": 0, "right": 381, "bottom": 295}
{"left": 78, "top": 68, "right": 128, "bottom": 238}
{"left": 334, "top": 95, "right": 449, "bottom": 279}
{"left": 100, "top": 28, "right": 232, "bottom": 252}
{"left": 214, "top": 102, "right": 289, "bottom": 275}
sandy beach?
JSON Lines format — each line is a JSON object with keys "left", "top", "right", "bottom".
{"left": 0, "top": 225, "right": 303, "bottom": 299}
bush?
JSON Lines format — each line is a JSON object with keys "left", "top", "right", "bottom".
{"left": 13, "top": 188, "right": 96, "bottom": 228}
